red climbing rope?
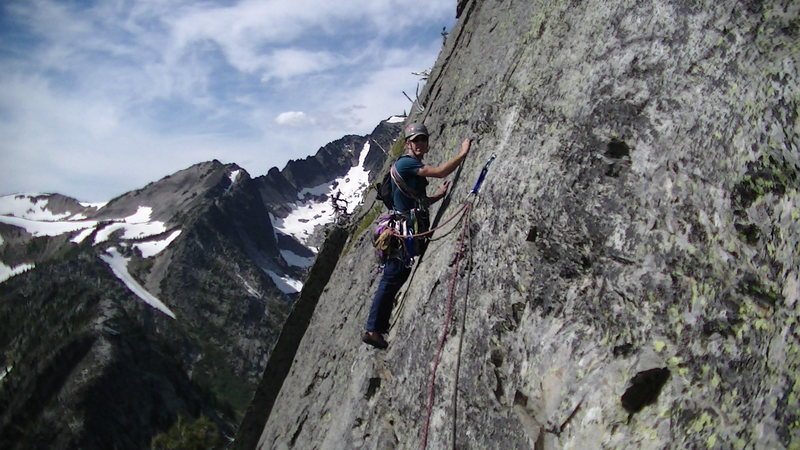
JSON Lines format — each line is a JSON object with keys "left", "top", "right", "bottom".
{"left": 420, "top": 201, "right": 472, "bottom": 449}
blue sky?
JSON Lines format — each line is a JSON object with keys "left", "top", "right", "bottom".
{"left": 0, "top": 0, "right": 455, "bottom": 201}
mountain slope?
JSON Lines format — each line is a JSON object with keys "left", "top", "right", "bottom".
{"left": 242, "top": 0, "right": 799, "bottom": 448}
{"left": 0, "top": 118, "right": 402, "bottom": 447}
{"left": 0, "top": 255, "right": 227, "bottom": 448}
{"left": 0, "top": 160, "right": 291, "bottom": 447}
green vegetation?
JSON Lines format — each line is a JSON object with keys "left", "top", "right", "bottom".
{"left": 128, "top": 256, "right": 155, "bottom": 285}
{"left": 0, "top": 256, "right": 106, "bottom": 445}
{"left": 191, "top": 343, "right": 252, "bottom": 418}
{"left": 390, "top": 136, "right": 405, "bottom": 158}
{"left": 151, "top": 415, "right": 223, "bottom": 450}
{"left": 344, "top": 204, "right": 382, "bottom": 256}
{"left": 24, "top": 237, "right": 47, "bottom": 256}
{"left": 354, "top": 205, "right": 382, "bottom": 241}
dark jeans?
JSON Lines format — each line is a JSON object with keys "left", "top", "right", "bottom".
{"left": 365, "top": 258, "right": 412, "bottom": 333}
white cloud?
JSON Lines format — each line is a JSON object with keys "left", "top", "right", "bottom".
{"left": 0, "top": 0, "right": 457, "bottom": 201}
{"left": 261, "top": 48, "right": 342, "bottom": 83}
{"left": 275, "top": 111, "right": 317, "bottom": 127}
{"left": 165, "top": 0, "right": 454, "bottom": 83}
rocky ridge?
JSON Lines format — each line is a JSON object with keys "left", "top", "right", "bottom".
{"left": 242, "top": 0, "right": 799, "bottom": 448}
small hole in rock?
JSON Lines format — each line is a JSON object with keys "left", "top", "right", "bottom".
{"left": 621, "top": 367, "right": 670, "bottom": 415}
{"left": 490, "top": 349, "right": 504, "bottom": 367}
{"left": 613, "top": 343, "right": 635, "bottom": 358}
{"left": 366, "top": 377, "right": 382, "bottom": 400}
{"left": 526, "top": 227, "right": 538, "bottom": 242}
{"left": 606, "top": 139, "right": 630, "bottom": 159}
{"left": 514, "top": 390, "right": 529, "bottom": 407}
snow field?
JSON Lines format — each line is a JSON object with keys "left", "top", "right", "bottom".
{"left": 269, "top": 141, "right": 376, "bottom": 292}
{"left": 0, "top": 215, "right": 98, "bottom": 237}
{"left": 0, "top": 196, "right": 183, "bottom": 284}
{"left": 273, "top": 141, "right": 372, "bottom": 246}
{"left": 265, "top": 270, "right": 303, "bottom": 294}
{"left": 0, "top": 194, "right": 73, "bottom": 221}
{"left": 280, "top": 249, "right": 315, "bottom": 268}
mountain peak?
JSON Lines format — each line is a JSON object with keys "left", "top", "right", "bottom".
{"left": 0, "top": 193, "right": 96, "bottom": 222}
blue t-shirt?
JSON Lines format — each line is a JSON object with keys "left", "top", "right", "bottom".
{"left": 392, "top": 155, "right": 427, "bottom": 212}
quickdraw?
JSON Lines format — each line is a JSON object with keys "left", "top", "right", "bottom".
{"left": 470, "top": 153, "right": 497, "bottom": 195}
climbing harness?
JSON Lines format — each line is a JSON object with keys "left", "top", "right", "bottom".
{"left": 419, "top": 152, "right": 497, "bottom": 449}
{"left": 390, "top": 201, "right": 469, "bottom": 240}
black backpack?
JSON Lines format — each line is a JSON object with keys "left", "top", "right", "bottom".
{"left": 376, "top": 169, "right": 395, "bottom": 210}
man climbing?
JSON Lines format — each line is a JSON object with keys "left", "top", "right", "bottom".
{"left": 363, "top": 123, "right": 472, "bottom": 349}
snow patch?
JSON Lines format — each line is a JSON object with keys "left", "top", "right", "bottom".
{"left": 0, "top": 194, "right": 72, "bottom": 221}
{"left": 94, "top": 207, "right": 167, "bottom": 244}
{"left": 126, "top": 206, "right": 154, "bottom": 223}
{"left": 272, "top": 200, "right": 331, "bottom": 246}
{"left": 0, "top": 215, "right": 97, "bottom": 237}
{"left": 0, "top": 195, "right": 105, "bottom": 222}
{"left": 100, "top": 248, "right": 176, "bottom": 319}
{"left": 229, "top": 169, "right": 241, "bottom": 185}
{"left": 80, "top": 201, "right": 108, "bottom": 209}
{"left": 329, "top": 140, "right": 371, "bottom": 215}
{"left": 387, "top": 115, "right": 406, "bottom": 123}
{"left": 0, "top": 261, "right": 36, "bottom": 284}
{"left": 236, "top": 274, "right": 262, "bottom": 298}
{"left": 0, "top": 200, "right": 167, "bottom": 244}
{"left": 265, "top": 270, "right": 302, "bottom": 294}
{"left": 280, "top": 249, "right": 315, "bottom": 268}
{"left": 2, "top": 196, "right": 182, "bottom": 279}
{"left": 71, "top": 228, "right": 95, "bottom": 244}
{"left": 225, "top": 169, "right": 242, "bottom": 193}
{"left": 133, "top": 229, "right": 182, "bottom": 258}
{"left": 94, "top": 221, "right": 168, "bottom": 244}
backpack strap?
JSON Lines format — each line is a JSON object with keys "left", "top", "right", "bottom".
{"left": 390, "top": 161, "right": 423, "bottom": 203}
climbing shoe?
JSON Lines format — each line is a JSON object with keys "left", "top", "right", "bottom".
{"left": 362, "top": 331, "right": 388, "bottom": 349}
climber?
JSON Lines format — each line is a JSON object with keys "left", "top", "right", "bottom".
{"left": 363, "top": 123, "right": 472, "bottom": 349}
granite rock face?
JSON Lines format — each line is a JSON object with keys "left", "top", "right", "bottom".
{"left": 246, "top": 0, "right": 798, "bottom": 448}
